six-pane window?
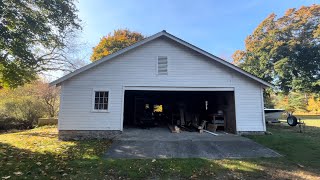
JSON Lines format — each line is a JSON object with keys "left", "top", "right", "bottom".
{"left": 94, "top": 91, "right": 108, "bottom": 110}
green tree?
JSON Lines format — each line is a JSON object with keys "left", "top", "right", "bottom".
{"left": 233, "top": 5, "right": 320, "bottom": 94}
{"left": 91, "top": 29, "right": 144, "bottom": 61}
{"left": 0, "top": 0, "right": 81, "bottom": 88}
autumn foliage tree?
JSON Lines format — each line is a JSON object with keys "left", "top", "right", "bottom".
{"left": 90, "top": 29, "right": 144, "bottom": 61}
{"left": 307, "top": 95, "right": 320, "bottom": 114}
{"left": 233, "top": 5, "right": 320, "bottom": 94}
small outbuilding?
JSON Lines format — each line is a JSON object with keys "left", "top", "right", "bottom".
{"left": 50, "top": 31, "right": 272, "bottom": 140}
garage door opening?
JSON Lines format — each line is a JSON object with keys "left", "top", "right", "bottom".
{"left": 123, "top": 90, "right": 236, "bottom": 134}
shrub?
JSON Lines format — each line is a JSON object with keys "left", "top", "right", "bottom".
{"left": 4, "top": 98, "right": 45, "bottom": 127}
{"left": 0, "top": 117, "right": 31, "bottom": 130}
{"left": 0, "top": 80, "right": 59, "bottom": 130}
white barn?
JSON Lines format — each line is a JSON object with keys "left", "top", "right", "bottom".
{"left": 50, "top": 31, "right": 272, "bottom": 140}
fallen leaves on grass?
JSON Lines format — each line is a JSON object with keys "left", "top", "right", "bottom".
{"left": 0, "top": 126, "right": 112, "bottom": 179}
{"left": 13, "top": 172, "right": 23, "bottom": 176}
{"left": 1, "top": 125, "right": 320, "bottom": 179}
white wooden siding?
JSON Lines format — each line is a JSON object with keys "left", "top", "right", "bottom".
{"left": 59, "top": 37, "right": 264, "bottom": 132}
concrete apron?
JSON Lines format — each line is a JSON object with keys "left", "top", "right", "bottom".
{"left": 105, "top": 128, "right": 281, "bottom": 159}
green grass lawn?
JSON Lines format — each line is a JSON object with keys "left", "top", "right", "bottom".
{"left": 0, "top": 119, "right": 320, "bottom": 179}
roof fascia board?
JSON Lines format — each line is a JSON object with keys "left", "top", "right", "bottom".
{"left": 50, "top": 30, "right": 273, "bottom": 88}
{"left": 162, "top": 32, "right": 273, "bottom": 88}
{"left": 49, "top": 31, "right": 166, "bottom": 86}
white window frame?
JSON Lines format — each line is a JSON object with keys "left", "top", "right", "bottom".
{"left": 91, "top": 88, "right": 110, "bottom": 113}
{"left": 156, "top": 56, "right": 168, "bottom": 75}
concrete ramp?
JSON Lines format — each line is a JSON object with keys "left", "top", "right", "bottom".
{"left": 105, "top": 128, "right": 281, "bottom": 159}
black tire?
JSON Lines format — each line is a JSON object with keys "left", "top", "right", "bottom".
{"left": 287, "top": 116, "right": 298, "bottom": 126}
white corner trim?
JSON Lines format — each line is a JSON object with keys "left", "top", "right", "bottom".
{"left": 260, "top": 86, "right": 266, "bottom": 131}
{"left": 57, "top": 85, "right": 64, "bottom": 131}
{"left": 120, "top": 86, "right": 125, "bottom": 131}
{"left": 233, "top": 87, "right": 238, "bottom": 132}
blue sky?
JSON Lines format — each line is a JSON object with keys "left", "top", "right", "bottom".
{"left": 76, "top": 0, "right": 318, "bottom": 62}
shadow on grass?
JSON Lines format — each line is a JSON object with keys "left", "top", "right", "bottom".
{"left": 0, "top": 140, "right": 113, "bottom": 179}
{"left": 17, "top": 132, "right": 58, "bottom": 139}
{"left": 0, "top": 141, "right": 319, "bottom": 179}
{"left": 0, "top": 126, "right": 320, "bottom": 179}
{"left": 248, "top": 122, "right": 320, "bottom": 170}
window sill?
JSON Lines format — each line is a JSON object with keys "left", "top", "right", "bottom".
{"left": 91, "top": 110, "right": 110, "bottom": 113}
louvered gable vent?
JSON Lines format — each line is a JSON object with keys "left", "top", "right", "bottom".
{"left": 157, "top": 56, "right": 168, "bottom": 75}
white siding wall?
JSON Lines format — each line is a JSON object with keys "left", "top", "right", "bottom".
{"left": 59, "top": 37, "right": 265, "bottom": 132}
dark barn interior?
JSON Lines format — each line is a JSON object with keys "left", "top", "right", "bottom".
{"left": 123, "top": 90, "right": 236, "bottom": 134}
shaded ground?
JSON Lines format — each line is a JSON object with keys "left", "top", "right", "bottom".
{"left": 249, "top": 118, "right": 320, "bottom": 169}
{"left": 0, "top": 121, "right": 319, "bottom": 179}
{"left": 106, "top": 128, "right": 280, "bottom": 159}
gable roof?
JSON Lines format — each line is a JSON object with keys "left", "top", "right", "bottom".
{"left": 50, "top": 30, "right": 273, "bottom": 88}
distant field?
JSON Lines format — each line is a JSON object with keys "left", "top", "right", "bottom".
{"left": 279, "top": 115, "right": 320, "bottom": 128}
{"left": 280, "top": 114, "right": 320, "bottom": 120}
